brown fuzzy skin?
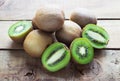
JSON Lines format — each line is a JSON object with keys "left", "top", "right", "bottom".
{"left": 23, "top": 30, "right": 54, "bottom": 58}
{"left": 70, "top": 8, "right": 97, "bottom": 28}
{"left": 55, "top": 20, "right": 82, "bottom": 46}
{"left": 34, "top": 5, "right": 64, "bottom": 32}
{"left": 32, "top": 18, "right": 38, "bottom": 29}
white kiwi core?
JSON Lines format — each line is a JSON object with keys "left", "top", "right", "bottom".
{"left": 86, "top": 30, "right": 106, "bottom": 43}
{"left": 15, "top": 26, "right": 24, "bottom": 33}
{"left": 79, "top": 47, "right": 86, "bottom": 56}
{"left": 47, "top": 48, "right": 65, "bottom": 65}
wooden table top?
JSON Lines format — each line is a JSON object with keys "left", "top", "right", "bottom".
{"left": 0, "top": 0, "right": 120, "bottom": 81}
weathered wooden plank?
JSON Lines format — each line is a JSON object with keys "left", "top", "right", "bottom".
{"left": 0, "top": 0, "right": 120, "bottom": 20}
{"left": 0, "top": 50, "right": 120, "bottom": 81}
{"left": 0, "top": 20, "right": 120, "bottom": 49}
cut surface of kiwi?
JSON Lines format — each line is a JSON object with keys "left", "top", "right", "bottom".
{"left": 82, "top": 24, "right": 109, "bottom": 49}
{"left": 70, "top": 38, "right": 94, "bottom": 64}
{"left": 8, "top": 21, "right": 32, "bottom": 43}
{"left": 41, "top": 42, "right": 70, "bottom": 72}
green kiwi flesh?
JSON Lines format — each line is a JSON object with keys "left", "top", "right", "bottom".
{"left": 82, "top": 24, "right": 109, "bottom": 49}
{"left": 41, "top": 42, "right": 70, "bottom": 72}
{"left": 8, "top": 21, "right": 32, "bottom": 43}
{"left": 70, "top": 38, "right": 94, "bottom": 64}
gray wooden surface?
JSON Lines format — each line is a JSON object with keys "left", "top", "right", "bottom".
{"left": 0, "top": 0, "right": 120, "bottom": 81}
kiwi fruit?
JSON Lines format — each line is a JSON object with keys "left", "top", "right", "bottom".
{"left": 32, "top": 18, "right": 38, "bottom": 29}
{"left": 34, "top": 5, "right": 64, "bottom": 32}
{"left": 41, "top": 42, "right": 70, "bottom": 72}
{"left": 23, "top": 30, "right": 54, "bottom": 58}
{"left": 55, "top": 20, "right": 82, "bottom": 46}
{"left": 82, "top": 24, "right": 109, "bottom": 49}
{"left": 8, "top": 21, "right": 32, "bottom": 43}
{"left": 70, "top": 38, "right": 94, "bottom": 64}
{"left": 70, "top": 8, "right": 97, "bottom": 28}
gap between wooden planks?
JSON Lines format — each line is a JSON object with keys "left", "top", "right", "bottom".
{"left": 0, "top": 20, "right": 120, "bottom": 49}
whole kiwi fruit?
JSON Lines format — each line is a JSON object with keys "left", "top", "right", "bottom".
{"left": 70, "top": 8, "right": 97, "bottom": 28}
{"left": 34, "top": 5, "right": 65, "bottom": 32}
{"left": 55, "top": 20, "right": 82, "bottom": 46}
{"left": 23, "top": 30, "right": 54, "bottom": 58}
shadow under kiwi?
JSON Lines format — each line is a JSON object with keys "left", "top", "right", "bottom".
{"left": 9, "top": 41, "right": 23, "bottom": 49}
{"left": 40, "top": 62, "right": 75, "bottom": 80}
{"left": 71, "top": 58, "right": 103, "bottom": 80}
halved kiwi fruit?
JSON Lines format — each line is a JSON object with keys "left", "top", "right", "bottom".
{"left": 70, "top": 38, "right": 94, "bottom": 64}
{"left": 41, "top": 42, "right": 70, "bottom": 72}
{"left": 82, "top": 24, "right": 109, "bottom": 49}
{"left": 8, "top": 21, "right": 32, "bottom": 43}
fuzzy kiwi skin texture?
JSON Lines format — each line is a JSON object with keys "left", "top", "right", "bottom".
{"left": 8, "top": 21, "right": 33, "bottom": 43}
{"left": 70, "top": 8, "right": 97, "bottom": 28}
{"left": 55, "top": 20, "right": 82, "bottom": 46}
{"left": 82, "top": 24, "right": 109, "bottom": 49}
{"left": 23, "top": 30, "right": 54, "bottom": 58}
{"left": 34, "top": 5, "right": 65, "bottom": 33}
{"left": 41, "top": 42, "right": 71, "bottom": 72}
{"left": 70, "top": 38, "right": 94, "bottom": 64}
{"left": 32, "top": 18, "right": 38, "bottom": 29}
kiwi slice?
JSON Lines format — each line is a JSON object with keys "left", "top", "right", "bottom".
{"left": 41, "top": 42, "right": 70, "bottom": 72}
{"left": 82, "top": 24, "right": 109, "bottom": 49}
{"left": 70, "top": 38, "right": 94, "bottom": 64}
{"left": 8, "top": 21, "right": 32, "bottom": 43}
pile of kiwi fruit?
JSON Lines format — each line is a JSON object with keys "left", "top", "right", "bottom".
{"left": 8, "top": 5, "right": 109, "bottom": 72}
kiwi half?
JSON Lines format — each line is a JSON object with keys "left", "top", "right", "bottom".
{"left": 70, "top": 38, "right": 94, "bottom": 64}
{"left": 41, "top": 42, "right": 70, "bottom": 72}
{"left": 82, "top": 24, "right": 109, "bottom": 49}
{"left": 8, "top": 21, "right": 32, "bottom": 43}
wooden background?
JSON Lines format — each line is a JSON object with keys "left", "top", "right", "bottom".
{"left": 0, "top": 0, "right": 120, "bottom": 81}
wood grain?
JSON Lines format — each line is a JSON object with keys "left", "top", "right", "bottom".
{"left": 0, "top": 0, "right": 120, "bottom": 20}
{"left": 0, "top": 50, "right": 120, "bottom": 81}
{"left": 0, "top": 20, "right": 120, "bottom": 49}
